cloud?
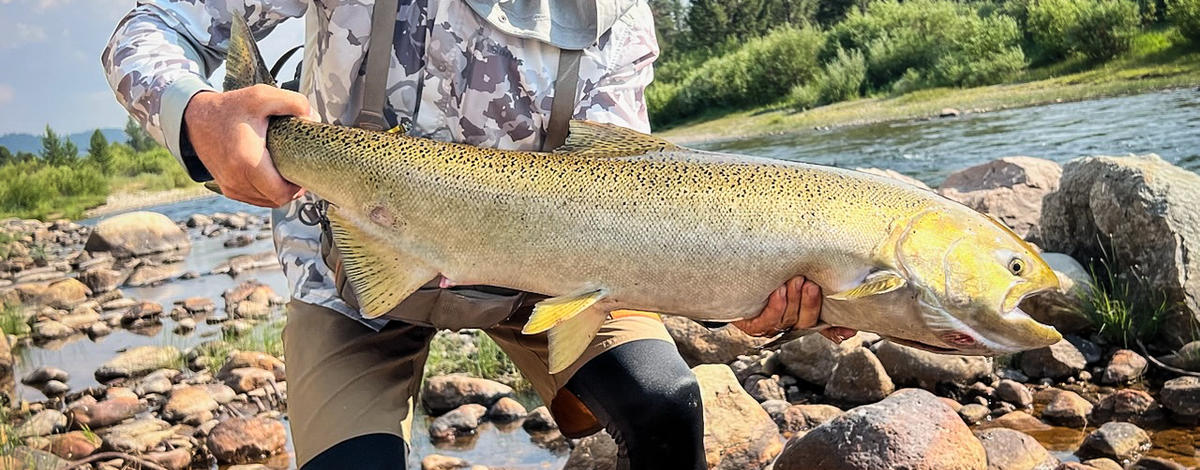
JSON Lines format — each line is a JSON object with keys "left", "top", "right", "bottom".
{"left": 0, "top": 84, "right": 13, "bottom": 107}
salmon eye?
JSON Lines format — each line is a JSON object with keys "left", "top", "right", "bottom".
{"left": 1008, "top": 258, "right": 1025, "bottom": 276}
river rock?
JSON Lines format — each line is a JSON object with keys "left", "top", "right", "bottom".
{"left": 1019, "top": 253, "right": 1094, "bottom": 334}
{"left": 1080, "top": 458, "right": 1125, "bottom": 470}
{"left": 120, "top": 300, "right": 164, "bottom": 325}
{"left": 1040, "top": 389, "right": 1093, "bottom": 427}
{"left": 694, "top": 364, "right": 782, "bottom": 469}
{"left": 85, "top": 211, "right": 190, "bottom": 258}
{"left": 133, "top": 368, "right": 178, "bottom": 396}
{"left": 207, "top": 416, "right": 287, "bottom": 464}
{"left": 31, "top": 320, "right": 73, "bottom": 340}
{"left": 221, "top": 367, "right": 275, "bottom": 393}
{"left": 186, "top": 214, "right": 213, "bottom": 228}
{"left": 1020, "top": 339, "right": 1086, "bottom": 380}
{"left": 100, "top": 417, "right": 174, "bottom": 453}
{"left": 36, "top": 278, "right": 89, "bottom": 309}
{"left": 938, "top": 156, "right": 1062, "bottom": 241}
{"left": 224, "top": 234, "right": 255, "bottom": 248}
{"left": 1039, "top": 154, "right": 1200, "bottom": 346}
{"left": 70, "top": 396, "right": 143, "bottom": 429}
{"left": 422, "top": 374, "right": 514, "bottom": 414}
{"left": 522, "top": 406, "right": 556, "bottom": 431}
{"left": 422, "top": 454, "right": 473, "bottom": 470}
{"left": 975, "top": 428, "right": 1059, "bottom": 470}
{"left": 995, "top": 379, "right": 1033, "bottom": 408}
{"left": 163, "top": 385, "right": 220, "bottom": 424}
{"left": 874, "top": 340, "right": 993, "bottom": 389}
{"left": 79, "top": 266, "right": 127, "bottom": 293}
{"left": 22, "top": 366, "right": 68, "bottom": 385}
{"left": 825, "top": 347, "right": 894, "bottom": 404}
{"left": 16, "top": 409, "right": 67, "bottom": 438}
{"left": 1162, "top": 341, "right": 1200, "bottom": 371}
{"left": 218, "top": 351, "right": 285, "bottom": 382}
{"left": 144, "top": 448, "right": 192, "bottom": 470}
{"left": 744, "top": 375, "right": 786, "bottom": 402}
{"left": 775, "top": 388, "right": 986, "bottom": 470}
{"left": 1160, "top": 376, "right": 1200, "bottom": 422}
{"left": 430, "top": 403, "right": 487, "bottom": 441}
{"left": 959, "top": 404, "right": 991, "bottom": 425}
{"left": 778, "top": 333, "right": 865, "bottom": 386}
{"left": 563, "top": 431, "right": 618, "bottom": 470}
{"left": 180, "top": 297, "right": 214, "bottom": 315}
{"left": 1126, "top": 457, "right": 1189, "bottom": 470}
{"left": 1091, "top": 389, "right": 1162, "bottom": 424}
{"left": 856, "top": 167, "right": 932, "bottom": 190}
{"left": 48, "top": 431, "right": 100, "bottom": 460}
{"left": 486, "top": 396, "right": 526, "bottom": 421}
{"left": 1101, "top": 349, "right": 1147, "bottom": 384}
{"left": 59, "top": 306, "right": 100, "bottom": 329}
{"left": 979, "top": 411, "right": 1053, "bottom": 433}
{"left": 775, "top": 404, "right": 844, "bottom": 435}
{"left": 662, "top": 316, "right": 768, "bottom": 366}
{"left": 125, "top": 262, "right": 182, "bottom": 287}
{"left": 1075, "top": 422, "right": 1151, "bottom": 462}
{"left": 95, "top": 345, "right": 180, "bottom": 381}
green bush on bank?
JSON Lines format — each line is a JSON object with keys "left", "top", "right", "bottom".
{"left": 828, "top": 0, "right": 1026, "bottom": 91}
{"left": 1028, "top": 0, "right": 1141, "bottom": 62}
{"left": 0, "top": 161, "right": 109, "bottom": 219}
{"left": 790, "top": 47, "right": 868, "bottom": 108}
{"left": 649, "top": 26, "right": 825, "bottom": 126}
{"left": 1168, "top": 0, "right": 1200, "bottom": 41}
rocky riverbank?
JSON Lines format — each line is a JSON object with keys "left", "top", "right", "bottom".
{"left": 0, "top": 153, "right": 1198, "bottom": 469}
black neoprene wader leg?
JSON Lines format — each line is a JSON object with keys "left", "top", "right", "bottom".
{"left": 565, "top": 338, "right": 706, "bottom": 470}
{"left": 301, "top": 433, "right": 407, "bottom": 469}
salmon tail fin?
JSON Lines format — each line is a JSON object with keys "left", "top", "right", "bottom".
{"left": 224, "top": 14, "right": 276, "bottom": 91}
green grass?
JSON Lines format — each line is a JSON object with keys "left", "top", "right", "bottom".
{"left": 0, "top": 407, "right": 24, "bottom": 457}
{"left": 189, "top": 318, "right": 284, "bottom": 373}
{"left": 1081, "top": 257, "right": 1171, "bottom": 349}
{"left": 425, "top": 331, "right": 529, "bottom": 391}
{"left": 657, "top": 28, "right": 1200, "bottom": 144}
{"left": 0, "top": 304, "right": 29, "bottom": 338}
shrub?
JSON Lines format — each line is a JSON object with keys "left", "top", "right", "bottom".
{"left": 1168, "top": 0, "right": 1200, "bottom": 42}
{"left": 650, "top": 25, "right": 825, "bottom": 127}
{"left": 0, "top": 161, "right": 109, "bottom": 219}
{"left": 827, "top": 0, "right": 1026, "bottom": 92}
{"left": 1028, "top": 0, "right": 1141, "bottom": 62}
{"left": 791, "top": 47, "right": 868, "bottom": 109}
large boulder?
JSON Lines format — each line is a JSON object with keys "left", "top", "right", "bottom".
{"left": 1075, "top": 422, "right": 1151, "bottom": 462}
{"left": 85, "top": 211, "right": 190, "bottom": 258}
{"left": 35, "top": 278, "right": 90, "bottom": 310}
{"left": 693, "top": 364, "right": 783, "bottom": 470}
{"left": 207, "top": 416, "right": 287, "bottom": 464}
{"left": 778, "top": 333, "right": 866, "bottom": 386}
{"left": 1039, "top": 155, "right": 1200, "bottom": 346}
{"left": 662, "top": 316, "right": 768, "bottom": 366}
{"left": 874, "top": 340, "right": 993, "bottom": 389}
{"left": 1019, "top": 253, "right": 1093, "bottom": 334}
{"left": 774, "top": 388, "right": 986, "bottom": 470}
{"left": 938, "top": 156, "right": 1062, "bottom": 241}
{"left": 421, "top": 374, "right": 513, "bottom": 414}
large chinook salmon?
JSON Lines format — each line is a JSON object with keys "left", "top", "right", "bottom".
{"left": 221, "top": 16, "right": 1061, "bottom": 373}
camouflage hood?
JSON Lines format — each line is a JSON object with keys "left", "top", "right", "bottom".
{"left": 464, "top": 0, "right": 640, "bottom": 50}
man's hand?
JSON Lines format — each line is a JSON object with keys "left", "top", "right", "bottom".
{"left": 184, "top": 84, "right": 311, "bottom": 207}
{"left": 733, "top": 276, "right": 857, "bottom": 344}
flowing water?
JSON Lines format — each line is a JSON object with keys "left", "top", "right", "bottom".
{"left": 11, "top": 89, "right": 1200, "bottom": 468}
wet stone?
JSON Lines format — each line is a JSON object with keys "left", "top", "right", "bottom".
{"left": 1075, "top": 422, "right": 1151, "bottom": 462}
{"left": 1021, "top": 339, "right": 1087, "bottom": 380}
{"left": 959, "top": 404, "right": 991, "bottom": 425}
{"left": 996, "top": 379, "right": 1033, "bottom": 408}
{"left": 486, "top": 396, "right": 527, "bottom": 421}
{"left": 22, "top": 366, "right": 68, "bottom": 385}
{"left": 1041, "top": 388, "right": 1093, "bottom": 428}
{"left": 522, "top": 406, "right": 556, "bottom": 432}
{"left": 1101, "top": 349, "right": 1148, "bottom": 384}
{"left": 430, "top": 404, "right": 487, "bottom": 441}
{"left": 975, "top": 428, "right": 1059, "bottom": 470}
{"left": 206, "top": 416, "right": 287, "bottom": 464}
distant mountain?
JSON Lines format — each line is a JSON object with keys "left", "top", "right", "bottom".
{"left": 0, "top": 128, "right": 126, "bottom": 155}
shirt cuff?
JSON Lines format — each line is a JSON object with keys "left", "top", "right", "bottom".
{"left": 161, "top": 74, "right": 217, "bottom": 182}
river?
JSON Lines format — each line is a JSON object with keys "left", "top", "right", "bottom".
{"left": 11, "top": 88, "right": 1200, "bottom": 468}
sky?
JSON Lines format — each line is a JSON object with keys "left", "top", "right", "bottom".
{"left": 0, "top": 0, "right": 305, "bottom": 136}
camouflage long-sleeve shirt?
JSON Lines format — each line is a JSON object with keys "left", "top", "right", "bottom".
{"left": 102, "top": 0, "right": 659, "bottom": 329}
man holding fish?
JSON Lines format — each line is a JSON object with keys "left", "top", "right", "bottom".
{"left": 103, "top": 1, "right": 857, "bottom": 468}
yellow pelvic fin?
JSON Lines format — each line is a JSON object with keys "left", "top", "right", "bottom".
{"left": 327, "top": 209, "right": 435, "bottom": 319}
{"left": 522, "top": 289, "right": 607, "bottom": 335}
{"left": 553, "top": 120, "right": 680, "bottom": 158}
{"left": 547, "top": 306, "right": 609, "bottom": 374}
{"left": 828, "top": 270, "right": 907, "bottom": 301}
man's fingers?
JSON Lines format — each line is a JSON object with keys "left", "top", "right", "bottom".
{"left": 255, "top": 86, "right": 311, "bottom": 118}
{"left": 781, "top": 276, "right": 803, "bottom": 330}
{"left": 797, "top": 280, "right": 822, "bottom": 328}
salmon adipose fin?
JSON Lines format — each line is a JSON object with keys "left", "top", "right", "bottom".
{"left": 326, "top": 210, "right": 436, "bottom": 319}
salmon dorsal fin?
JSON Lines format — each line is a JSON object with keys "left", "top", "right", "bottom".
{"left": 553, "top": 120, "right": 679, "bottom": 158}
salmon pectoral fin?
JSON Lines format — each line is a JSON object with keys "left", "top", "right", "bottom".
{"left": 828, "top": 270, "right": 907, "bottom": 301}
{"left": 545, "top": 305, "right": 610, "bottom": 375}
{"left": 326, "top": 210, "right": 435, "bottom": 319}
{"left": 522, "top": 289, "right": 608, "bottom": 335}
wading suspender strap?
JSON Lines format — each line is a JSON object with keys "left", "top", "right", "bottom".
{"left": 542, "top": 49, "right": 583, "bottom": 152}
{"left": 356, "top": 0, "right": 400, "bottom": 131}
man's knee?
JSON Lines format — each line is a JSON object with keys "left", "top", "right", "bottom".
{"left": 630, "top": 370, "right": 702, "bottom": 426}
{"left": 301, "top": 433, "right": 407, "bottom": 470}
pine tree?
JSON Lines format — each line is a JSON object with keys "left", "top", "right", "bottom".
{"left": 649, "top": 0, "right": 688, "bottom": 51}
{"left": 89, "top": 129, "right": 113, "bottom": 174}
{"left": 0, "top": 145, "right": 12, "bottom": 167}
{"left": 125, "top": 116, "right": 157, "bottom": 152}
{"left": 41, "top": 124, "right": 78, "bottom": 166}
